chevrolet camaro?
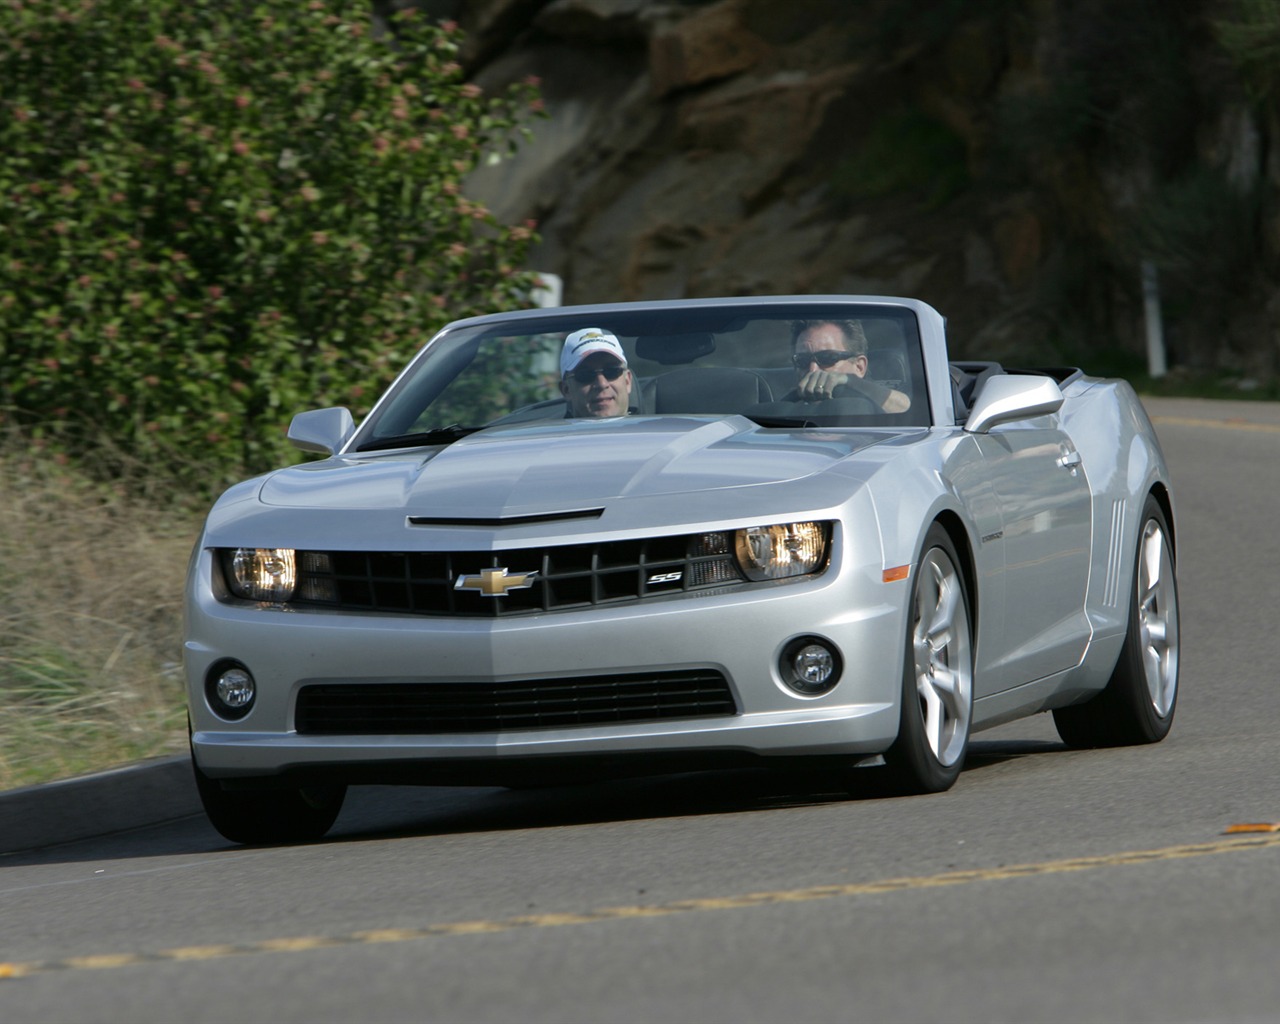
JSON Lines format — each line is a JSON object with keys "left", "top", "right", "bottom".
{"left": 184, "top": 295, "right": 1179, "bottom": 844}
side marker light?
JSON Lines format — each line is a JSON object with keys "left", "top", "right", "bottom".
{"left": 882, "top": 565, "right": 910, "bottom": 583}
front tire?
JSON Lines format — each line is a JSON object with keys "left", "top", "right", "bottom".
{"left": 193, "top": 756, "right": 346, "bottom": 845}
{"left": 1053, "top": 496, "right": 1179, "bottom": 748}
{"left": 884, "top": 525, "right": 974, "bottom": 794}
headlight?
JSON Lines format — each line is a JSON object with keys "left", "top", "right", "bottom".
{"left": 225, "top": 547, "right": 297, "bottom": 602}
{"left": 734, "top": 522, "right": 828, "bottom": 581}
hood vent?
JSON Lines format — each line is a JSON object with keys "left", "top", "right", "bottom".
{"left": 407, "top": 508, "right": 605, "bottom": 527}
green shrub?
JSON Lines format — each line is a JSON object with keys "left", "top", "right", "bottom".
{"left": 831, "top": 106, "right": 968, "bottom": 209}
{"left": 1215, "top": 0, "right": 1280, "bottom": 100}
{"left": 0, "top": 0, "right": 544, "bottom": 486}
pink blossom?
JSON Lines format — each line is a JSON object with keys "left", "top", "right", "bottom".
{"left": 450, "top": 124, "right": 469, "bottom": 140}
{"left": 235, "top": 93, "right": 251, "bottom": 108}
{"left": 311, "top": 231, "right": 329, "bottom": 245}
{"left": 460, "top": 84, "right": 482, "bottom": 99}
{"left": 208, "top": 285, "right": 224, "bottom": 299}
{"left": 232, "top": 140, "right": 249, "bottom": 156}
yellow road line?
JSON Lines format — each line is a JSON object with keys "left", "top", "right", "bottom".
{"left": 1150, "top": 414, "right": 1280, "bottom": 433}
{"left": 2, "top": 833, "right": 1278, "bottom": 980}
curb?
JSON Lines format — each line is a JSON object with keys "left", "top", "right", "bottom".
{"left": 0, "top": 755, "right": 202, "bottom": 855}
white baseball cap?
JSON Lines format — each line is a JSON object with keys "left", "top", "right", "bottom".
{"left": 560, "top": 327, "right": 627, "bottom": 376}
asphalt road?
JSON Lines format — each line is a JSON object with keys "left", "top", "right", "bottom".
{"left": 3, "top": 395, "right": 1279, "bottom": 1024}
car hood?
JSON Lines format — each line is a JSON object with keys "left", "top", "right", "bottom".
{"left": 256, "top": 416, "right": 900, "bottom": 519}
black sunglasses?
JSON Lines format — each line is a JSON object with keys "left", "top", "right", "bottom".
{"left": 793, "top": 350, "right": 857, "bottom": 371}
{"left": 569, "top": 365, "right": 627, "bottom": 384}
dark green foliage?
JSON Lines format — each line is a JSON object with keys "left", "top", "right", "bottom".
{"left": 0, "top": 0, "right": 544, "bottom": 484}
{"left": 832, "top": 107, "right": 969, "bottom": 209}
{"left": 1215, "top": 0, "right": 1280, "bottom": 100}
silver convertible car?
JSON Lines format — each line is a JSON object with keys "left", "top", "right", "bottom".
{"left": 185, "top": 295, "right": 1179, "bottom": 844}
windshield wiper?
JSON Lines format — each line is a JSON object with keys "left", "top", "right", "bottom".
{"left": 355, "top": 424, "right": 483, "bottom": 452}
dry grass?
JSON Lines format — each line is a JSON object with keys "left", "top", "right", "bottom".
{"left": 0, "top": 439, "right": 201, "bottom": 790}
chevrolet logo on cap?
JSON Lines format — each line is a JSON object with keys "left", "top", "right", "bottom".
{"left": 454, "top": 567, "right": 538, "bottom": 597}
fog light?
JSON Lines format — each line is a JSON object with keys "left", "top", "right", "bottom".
{"left": 207, "top": 662, "right": 256, "bottom": 719}
{"left": 780, "top": 636, "right": 842, "bottom": 696}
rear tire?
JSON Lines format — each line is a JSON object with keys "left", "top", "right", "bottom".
{"left": 883, "top": 525, "right": 974, "bottom": 794}
{"left": 192, "top": 756, "right": 346, "bottom": 845}
{"left": 1053, "top": 496, "right": 1179, "bottom": 748}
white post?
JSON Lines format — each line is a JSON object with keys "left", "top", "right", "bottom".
{"left": 529, "top": 272, "right": 563, "bottom": 308}
{"left": 1141, "top": 260, "right": 1167, "bottom": 378}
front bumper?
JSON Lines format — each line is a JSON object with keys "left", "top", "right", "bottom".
{"left": 185, "top": 547, "right": 908, "bottom": 782}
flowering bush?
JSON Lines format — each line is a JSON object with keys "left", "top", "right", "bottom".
{"left": 0, "top": 0, "right": 544, "bottom": 482}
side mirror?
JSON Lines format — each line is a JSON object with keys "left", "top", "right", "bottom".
{"left": 287, "top": 407, "right": 355, "bottom": 455}
{"left": 963, "top": 375, "right": 1063, "bottom": 434}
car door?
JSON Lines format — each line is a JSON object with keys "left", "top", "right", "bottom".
{"left": 971, "top": 418, "right": 1092, "bottom": 692}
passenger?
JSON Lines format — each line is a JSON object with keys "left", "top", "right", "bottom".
{"left": 787, "top": 319, "right": 910, "bottom": 413}
{"left": 559, "top": 327, "right": 634, "bottom": 418}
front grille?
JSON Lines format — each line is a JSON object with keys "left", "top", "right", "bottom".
{"left": 287, "top": 532, "right": 746, "bottom": 617}
{"left": 294, "top": 670, "right": 737, "bottom": 734}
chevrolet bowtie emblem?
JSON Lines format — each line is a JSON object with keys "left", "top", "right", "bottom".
{"left": 454, "top": 567, "right": 538, "bottom": 597}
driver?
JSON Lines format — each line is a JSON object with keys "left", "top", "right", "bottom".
{"left": 559, "top": 327, "right": 634, "bottom": 418}
{"left": 787, "top": 319, "right": 910, "bottom": 413}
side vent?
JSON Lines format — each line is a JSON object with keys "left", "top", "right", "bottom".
{"left": 1102, "top": 499, "right": 1127, "bottom": 608}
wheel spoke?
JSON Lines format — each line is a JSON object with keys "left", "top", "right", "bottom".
{"left": 1141, "top": 524, "right": 1163, "bottom": 592}
{"left": 918, "top": 680, "right": 944, "bottom": 755}
{"left": 929, "top": 664, "right": 963, "bottom": 711}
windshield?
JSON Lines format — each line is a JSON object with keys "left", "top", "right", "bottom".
{"left": 356, "top": 302, "right": 931, "bottom": 449}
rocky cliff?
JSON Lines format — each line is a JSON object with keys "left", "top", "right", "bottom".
{"left": 405, "top": 0, "right": 1278, "bottom": 377}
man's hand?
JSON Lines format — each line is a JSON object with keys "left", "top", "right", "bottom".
{"left": 795, "top": 369, "right": 849, "bottom": 401}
